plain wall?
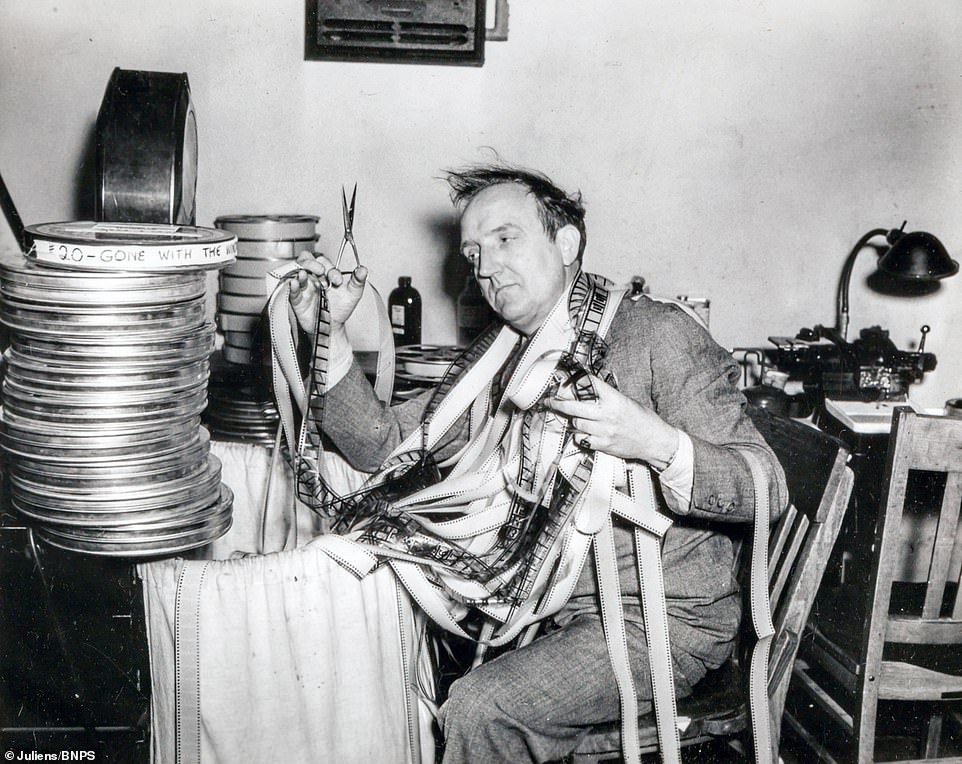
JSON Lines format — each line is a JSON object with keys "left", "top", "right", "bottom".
{"left": 1, "top": 0, "right": 960, "bottom": 409}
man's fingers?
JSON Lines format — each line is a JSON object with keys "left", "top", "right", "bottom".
{"left": 342, "top": 266, "right": 367, "bottom": 298}
{"left": 289, "top": 281, "right": 304, "bottom": 303}
{"left": 545, "top": 397, "right": 574, "bottom": 416}
{"left": 291, "top": 257, "right": 365, "bottom": 293}
{"left": 289, "top": 270, "right": 311, "bottom": 301}
{"left": 295, "top": 251, "right": 331, "bottom": 273}
{"left": 546, "top": 397, "right": 594, "bottom": 419}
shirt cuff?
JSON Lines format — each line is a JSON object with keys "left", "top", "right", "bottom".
{"left": 325, "top": 328, "right": 354, "bottom": 389}
{"left": 656, "top": 431, "right": 694, "bottom": 513}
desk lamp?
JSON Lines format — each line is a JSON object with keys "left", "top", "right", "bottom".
{"left": 836, "top": 222, "right": 958, "bottom": 341}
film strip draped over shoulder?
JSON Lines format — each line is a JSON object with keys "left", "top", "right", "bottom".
{"left": 277, "top": 267, "right": 620, "bottom": 613}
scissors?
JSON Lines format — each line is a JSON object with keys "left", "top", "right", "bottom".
{"left": 334, "top": 183, "right": 360, "bottom": 269}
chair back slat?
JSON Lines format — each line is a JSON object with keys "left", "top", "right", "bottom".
{"left": 770, "top": 510, "right": 808, "bottom": 616}
{"left": 954, "top": 562, "right": 962, "bottom": 622}
{"left": 770, "top": 452, "right": 853, "bottom": 641}
{"left": 900, "top": 412, "right": 962, "bottom": 471}
{"left": 924, "top": 471, "right": 961, "bottom": 619}
{"left": 767, "top": 504, "right": 796, "bottom": 578}
{"left": 885, "top": 617, "right": 961, "bottom": 644}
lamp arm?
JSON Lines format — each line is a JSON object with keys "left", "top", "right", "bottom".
{"left": 836, "top": 227, "right": 888, "bottom": 342}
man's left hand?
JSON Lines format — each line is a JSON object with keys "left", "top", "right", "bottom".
{"left": 545, "top": 374, "right": 679, "bottom": 470}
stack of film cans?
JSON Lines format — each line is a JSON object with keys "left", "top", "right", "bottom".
{"left": 0, "top": 222, "right": 237, "bottom": 557}
{"left": 207, "top": 215, "right": 318, "bottom": 445}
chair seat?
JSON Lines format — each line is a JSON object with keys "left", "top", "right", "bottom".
{"left": 572, "top": 660, "right": 747, "bottom": 756}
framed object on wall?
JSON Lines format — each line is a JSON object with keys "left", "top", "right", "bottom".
{"left": 305, "top": 0, "right": 487, "bottom": 65}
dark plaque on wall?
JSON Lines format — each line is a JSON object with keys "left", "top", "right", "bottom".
{"left": 305, "top": 0, "right": 486, "bottom": 66}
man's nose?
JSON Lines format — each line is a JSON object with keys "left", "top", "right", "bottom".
{"left": 476, "top": 247, "right": 501, "bottom": 278}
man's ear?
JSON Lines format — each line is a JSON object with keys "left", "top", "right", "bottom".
{"left": 556, "top": 224, "right": 581, "bottom": 267}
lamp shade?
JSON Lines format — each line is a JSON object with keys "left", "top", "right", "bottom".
{"left": 878, "top": 230, "right": 959, "bottom": 280}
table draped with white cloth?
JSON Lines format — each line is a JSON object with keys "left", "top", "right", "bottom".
{"left": 137, "top": 439, "right": 436, "bottom": 764}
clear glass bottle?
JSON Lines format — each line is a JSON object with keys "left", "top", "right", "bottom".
{"left": 456, "top": 274, "right": 495, "bottom": 347}
{"left": 388, "top": 276, "right": 421, "bottom": 346}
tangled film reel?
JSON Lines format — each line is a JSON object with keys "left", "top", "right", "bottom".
{"left": 0, "top": 244, "right": 235, "bottom": 556}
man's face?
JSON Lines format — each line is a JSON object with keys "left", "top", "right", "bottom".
{"left": 459, "top": 182, "right": 578, "bottom": 336}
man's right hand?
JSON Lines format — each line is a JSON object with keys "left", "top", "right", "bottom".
{"left": 288, "top": 251, "right": 368, "bottom": 334}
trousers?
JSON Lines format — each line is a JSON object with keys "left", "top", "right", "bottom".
{"left": 438, "top": 613, "right": 700, "bottom": 764}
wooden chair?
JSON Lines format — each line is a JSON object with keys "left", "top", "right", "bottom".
{"left": 569, "top": 407, "right": 854, "bottom": 762}
{"left": 785, "top": 408, "right": 962, "bottom": 763}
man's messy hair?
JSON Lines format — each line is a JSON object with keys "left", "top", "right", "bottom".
{"left": 444, "top": 162, "right": 587, "bottom": 258}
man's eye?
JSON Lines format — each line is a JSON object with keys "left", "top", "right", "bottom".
{"left": 463, "top": 248, "right": 479, "bottom": 262}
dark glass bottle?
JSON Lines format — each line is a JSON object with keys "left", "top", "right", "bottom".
{"left": 388, "top": 276, "right": 421, "bottom": 346}
{"left": 456, "top": 274, "right": 495, "bottom": 347}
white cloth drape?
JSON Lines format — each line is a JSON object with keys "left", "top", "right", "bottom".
{"left": 138, "top": 440, "right": 435, "bottom": 764}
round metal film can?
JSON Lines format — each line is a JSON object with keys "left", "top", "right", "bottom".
{"left": 214, "top": 214, "right": 318, "bottom": 241}
{"left": 24, "top": 221, "right": 237, "bottom": 272}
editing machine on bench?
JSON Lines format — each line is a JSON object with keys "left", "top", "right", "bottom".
{"left": 742, "top": 323, "right": 935, "bottom": 420}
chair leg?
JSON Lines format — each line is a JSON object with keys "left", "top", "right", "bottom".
{"left": 923, "top": 710, "right": 943, "bottom": 759}
{"left": 855, "top": 685, "right": 880, "bottom": 764}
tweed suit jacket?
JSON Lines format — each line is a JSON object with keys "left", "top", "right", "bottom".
{"left": 323, "top": 291, "right": 788, "bottom": 682}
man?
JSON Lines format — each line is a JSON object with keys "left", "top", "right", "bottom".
{"left": 288, "top": 163, "right": 787, "bottom": 763}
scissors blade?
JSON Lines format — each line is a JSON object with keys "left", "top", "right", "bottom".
{"left": 336, "top": 183, "right": 359, "bottom": 269}
{"left": 341, "top": 183, "right": 357, "bottom": 233}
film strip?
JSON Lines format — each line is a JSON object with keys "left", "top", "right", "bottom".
{"left": 476, "top": 281, "right": 613, "bottom": 609}
{"left": 282, "top": 271, "right": 625, "bottom": 612}
{"left": 292, "top": 291, "right": 494, "bottom": 532}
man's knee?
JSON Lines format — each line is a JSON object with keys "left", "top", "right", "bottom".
{"left": 441, "top": 669, "right": 501, "bottom": 734}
